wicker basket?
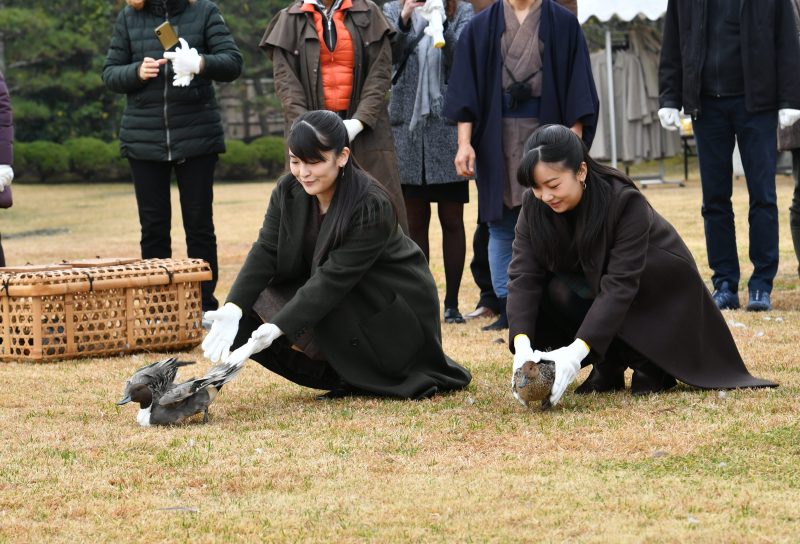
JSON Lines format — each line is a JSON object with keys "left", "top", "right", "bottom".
{"left": 0, "top": 258, "right": 212, "bottom": 362}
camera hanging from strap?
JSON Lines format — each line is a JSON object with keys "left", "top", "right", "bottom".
{"left": 504, "top": 64, "right": 540, "bottom": 111}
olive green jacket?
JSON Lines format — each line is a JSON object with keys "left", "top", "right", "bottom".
{"left": 259, "top": 0, "right": 407, "bottom": 232}
{"left": 227, "top": 172, "right": 470, "bottom": 398}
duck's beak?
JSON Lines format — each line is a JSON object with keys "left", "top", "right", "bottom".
{"left": 116, "top": 395, "right": 131, "bottom": 405}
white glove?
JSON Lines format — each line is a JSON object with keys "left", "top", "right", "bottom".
{"left": 0, "top": 165, "right": 13, "bottom": 192}
{"left": 225, "top": 323, "right": 284, "bottom": 367}
{"left": 418, "top": 0, "right": 446, "bottom": 48}
{"left": 163, "top": 38, "right": 203, "bottom": 87}
{"left": 779, "top": 108, "right": 800, "bottom": 129}
{"left": 512, "top": 334, "right": 538, "bottom": 374}
{"left": 533, "top": 339, "right": 589, "bottom": 406}
{"left": 343, "top": 118, "right": 364, "bottom": 143}
{"left": 657, "top": 108, "right": 682, "bottom": 131}
{"left": 511, "top": 334, "right": 539, "bottom": 406}
{"left": 201, "top": 303, "right": 242, "bottom": 363}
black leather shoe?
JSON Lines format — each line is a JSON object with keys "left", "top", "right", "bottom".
{"left": 575, "top": 364, "right": 625, "bottom": 394}
{"left": 631, "top": 364, "right": 677, "bottom": 396}
{"left": 444, "top": 307, "right": 466, "bottom": 324}
{"left": 481, "top": 313, "right": 508, "bottom": 331}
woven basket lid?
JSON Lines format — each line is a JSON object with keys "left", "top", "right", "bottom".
{"left": 66, "top": 257, "right": 140, "bottom": 268}
{"left": 0, "top": 264, "right": 73, "bottom": 273}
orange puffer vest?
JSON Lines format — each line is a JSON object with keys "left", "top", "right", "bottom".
{"left": 302, "top": 0, "right": 355, "bottom": 113}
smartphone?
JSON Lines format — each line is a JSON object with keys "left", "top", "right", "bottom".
{"left": 154, "top": 21, "right": 179, "bottom": 50}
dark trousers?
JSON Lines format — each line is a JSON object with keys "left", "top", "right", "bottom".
{"left": 128, "top": 154, "right": 219, "bottom": 311}
{"left": 233, "top": 309, "right": 346, "bottom": 391}
{"left": 0, "top": 233, "right": 4, "bottom": 267}
{"left": 536, "top": 274, "right": 656, "bottom": 372}
{"left": 692, "top": 95, "right": 779, "bottom": 293}
{"left": 470, "top": 222, "right": 501, "bottom": 312}
{"left": 790, "top": 149, "right": 800, "bottom": 274}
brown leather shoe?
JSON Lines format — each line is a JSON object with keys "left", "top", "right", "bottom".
{"left": 464, "top": 306, "right": 498, "bottom": 320}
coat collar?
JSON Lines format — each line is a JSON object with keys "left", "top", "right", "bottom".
{"left": 280, "top": 178, "right": 335, "bottom": 276}
{"left": 289, "top": 0, "right": 369, "bottom": 15}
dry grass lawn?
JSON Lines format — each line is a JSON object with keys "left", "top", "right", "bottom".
{"left": 1, "top": 170, "right": 799, "bottom": 542}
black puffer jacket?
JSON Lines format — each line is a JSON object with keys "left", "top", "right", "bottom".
{"left": 102, "top": 0, "right": 243, "bottom": 161}
{"left": 659, "top": 0, "right": 800, "bottom": 116}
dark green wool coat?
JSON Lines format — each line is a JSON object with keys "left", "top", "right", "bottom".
{"left": 102, "top": 0, "right": 242, "bottom": 162}
{"left": 226, "top": 172, "right": 472, "bottom": 399}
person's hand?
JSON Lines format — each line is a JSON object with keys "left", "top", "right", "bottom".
{"left": 225, "top": 323, "right": 284, "bottom": 367}
{"left": 0, "top": 165, "right": 13, "bottom": 192}
{"left": 533, "top": 339, "right": 589, "bottom": 406}
{"left": 138, "top": 57, "right": 167, "bottom": 81}
{"left": 779, "top": 108, "right": 800, "bottom": 129}
{"left": 343, "top": 118, "right": 364, "bottom": 142}
{"left": 163, "top": 38, "right": 203, "bottom": 87}
{"left": 201, "top": 303, "right": 242, "bottom": 362}
{"left": 454, "top": 142, "right": 475, "bottom": 177}
{"left": 400, "top": 0, "right": 425, "bottom": 25}
{"left": 512, "top": 334, "right": 538, "bottom": 374}
{"left": 657, "top": 107, "right": 682, "bottom": 131}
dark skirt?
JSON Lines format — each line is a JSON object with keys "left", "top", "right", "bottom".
{"left": 402, "top": 180, "right": 469, "bottom": 203}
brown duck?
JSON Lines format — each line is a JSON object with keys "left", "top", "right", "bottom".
{"left": 512, "top": 359, "right": 556, "bottom": 409}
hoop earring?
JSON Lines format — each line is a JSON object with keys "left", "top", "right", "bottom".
{"left": 581, "top": 179, "right": 587, "bottom": 191}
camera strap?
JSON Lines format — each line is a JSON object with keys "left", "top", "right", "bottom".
{"left": 391, "top": 29, "right": 428, "bottom": 85}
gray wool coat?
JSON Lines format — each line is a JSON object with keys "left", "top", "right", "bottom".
{"left": 383, "top": 0, "right": 473, "bottom": 186}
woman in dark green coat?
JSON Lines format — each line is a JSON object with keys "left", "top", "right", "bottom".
{"left": 202, "top": 110, "right": 471, "bottom": 399}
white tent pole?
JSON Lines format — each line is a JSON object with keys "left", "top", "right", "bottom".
{"left": 605, "top": 28, "right": 618, "bottom": 169}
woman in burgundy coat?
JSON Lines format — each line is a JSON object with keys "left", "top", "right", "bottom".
{"left": 507, "top": 125, "right": 776, "bottom": 407}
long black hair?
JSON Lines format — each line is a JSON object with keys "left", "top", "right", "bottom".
{"left": 286, "top": 110, "right": 394, "bottom": 255}
{"left": 516, "top": 124, "right": 639, "bottom": 268}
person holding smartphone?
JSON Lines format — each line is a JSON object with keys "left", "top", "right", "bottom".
{"left": 102, "top": 0, "right": 243, "bottom": 314}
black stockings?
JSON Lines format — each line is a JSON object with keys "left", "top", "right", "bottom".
{"left": 404, "top": 196, "right": 466, "bottom": 309}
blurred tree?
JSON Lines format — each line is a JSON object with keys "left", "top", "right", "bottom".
{"left": 0, "top": 0, "right": 120, "bottom": 141}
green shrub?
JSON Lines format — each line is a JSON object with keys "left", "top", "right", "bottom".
{"left": 15, "top": 141, "right": 70, "bottom": 182}
{"left": 106, "top": 141, "right": 130, "bottom": 181}
{"left": 65, "top": 137, "right": 117, "bottom": 180}
{"left": 218, "top": 140, "right": 260, "bottom": 180}
{"left": 250, "top": 135, "right": 286, "bottom": 176}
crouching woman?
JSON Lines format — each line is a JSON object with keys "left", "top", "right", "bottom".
{"left": 508, "top": 125, "right": 776, "bottom": 406}
{"left": 202, "top": 110, "right": 471, "bottom": 399}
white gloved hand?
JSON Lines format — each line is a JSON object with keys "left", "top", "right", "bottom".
{"left": 0, "top": 165, "right": 13, "bottom": 192}
{"left": 779, "top": 108, "right": 800, "bottom": 129}
{"left": 512, "top": 334, "right": 539, "bottom": 374}
{"left": 657, "top": 107, "right": 682, "bottom": 131}
{"left": 172, "top": 72, "right": 193, "bottom": 88}
{"left": 201, "top": 303, "right": 242, "bottom": 363}
{"left": 163, "top": 38, "right": 203, "bottom": 87}
{"left": 533, "top": 339, "right": 590, "bottom": 406}
{"left": 418, "top": 0, "right": 446, "bottom": 48}
{"left": 511, "top": 334, "right": 539, "bottom": 406}
{"left": 225, "top": 322, "right": 284, "bottom": 367}
{"left": 343, "top": 118, "right": 364, "bottom": 143}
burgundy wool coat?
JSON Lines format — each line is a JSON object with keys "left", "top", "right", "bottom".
{"left": 507, "top": 178, "right": 777, "bottom": 390}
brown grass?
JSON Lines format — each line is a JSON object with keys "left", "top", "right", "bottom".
{"left": 1, "top": 171, "right": 799, "bottom": 543}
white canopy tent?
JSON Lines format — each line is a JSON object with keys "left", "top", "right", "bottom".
{"left": 578, "top": 1, "right": 668, "bottom": 169}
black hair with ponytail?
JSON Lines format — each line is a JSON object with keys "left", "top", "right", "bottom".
{"left": 287, "top": 110, "right": 395, "bottom": 255}
{"left": 516, "top": 124, "right": 639, "bottom": 268}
